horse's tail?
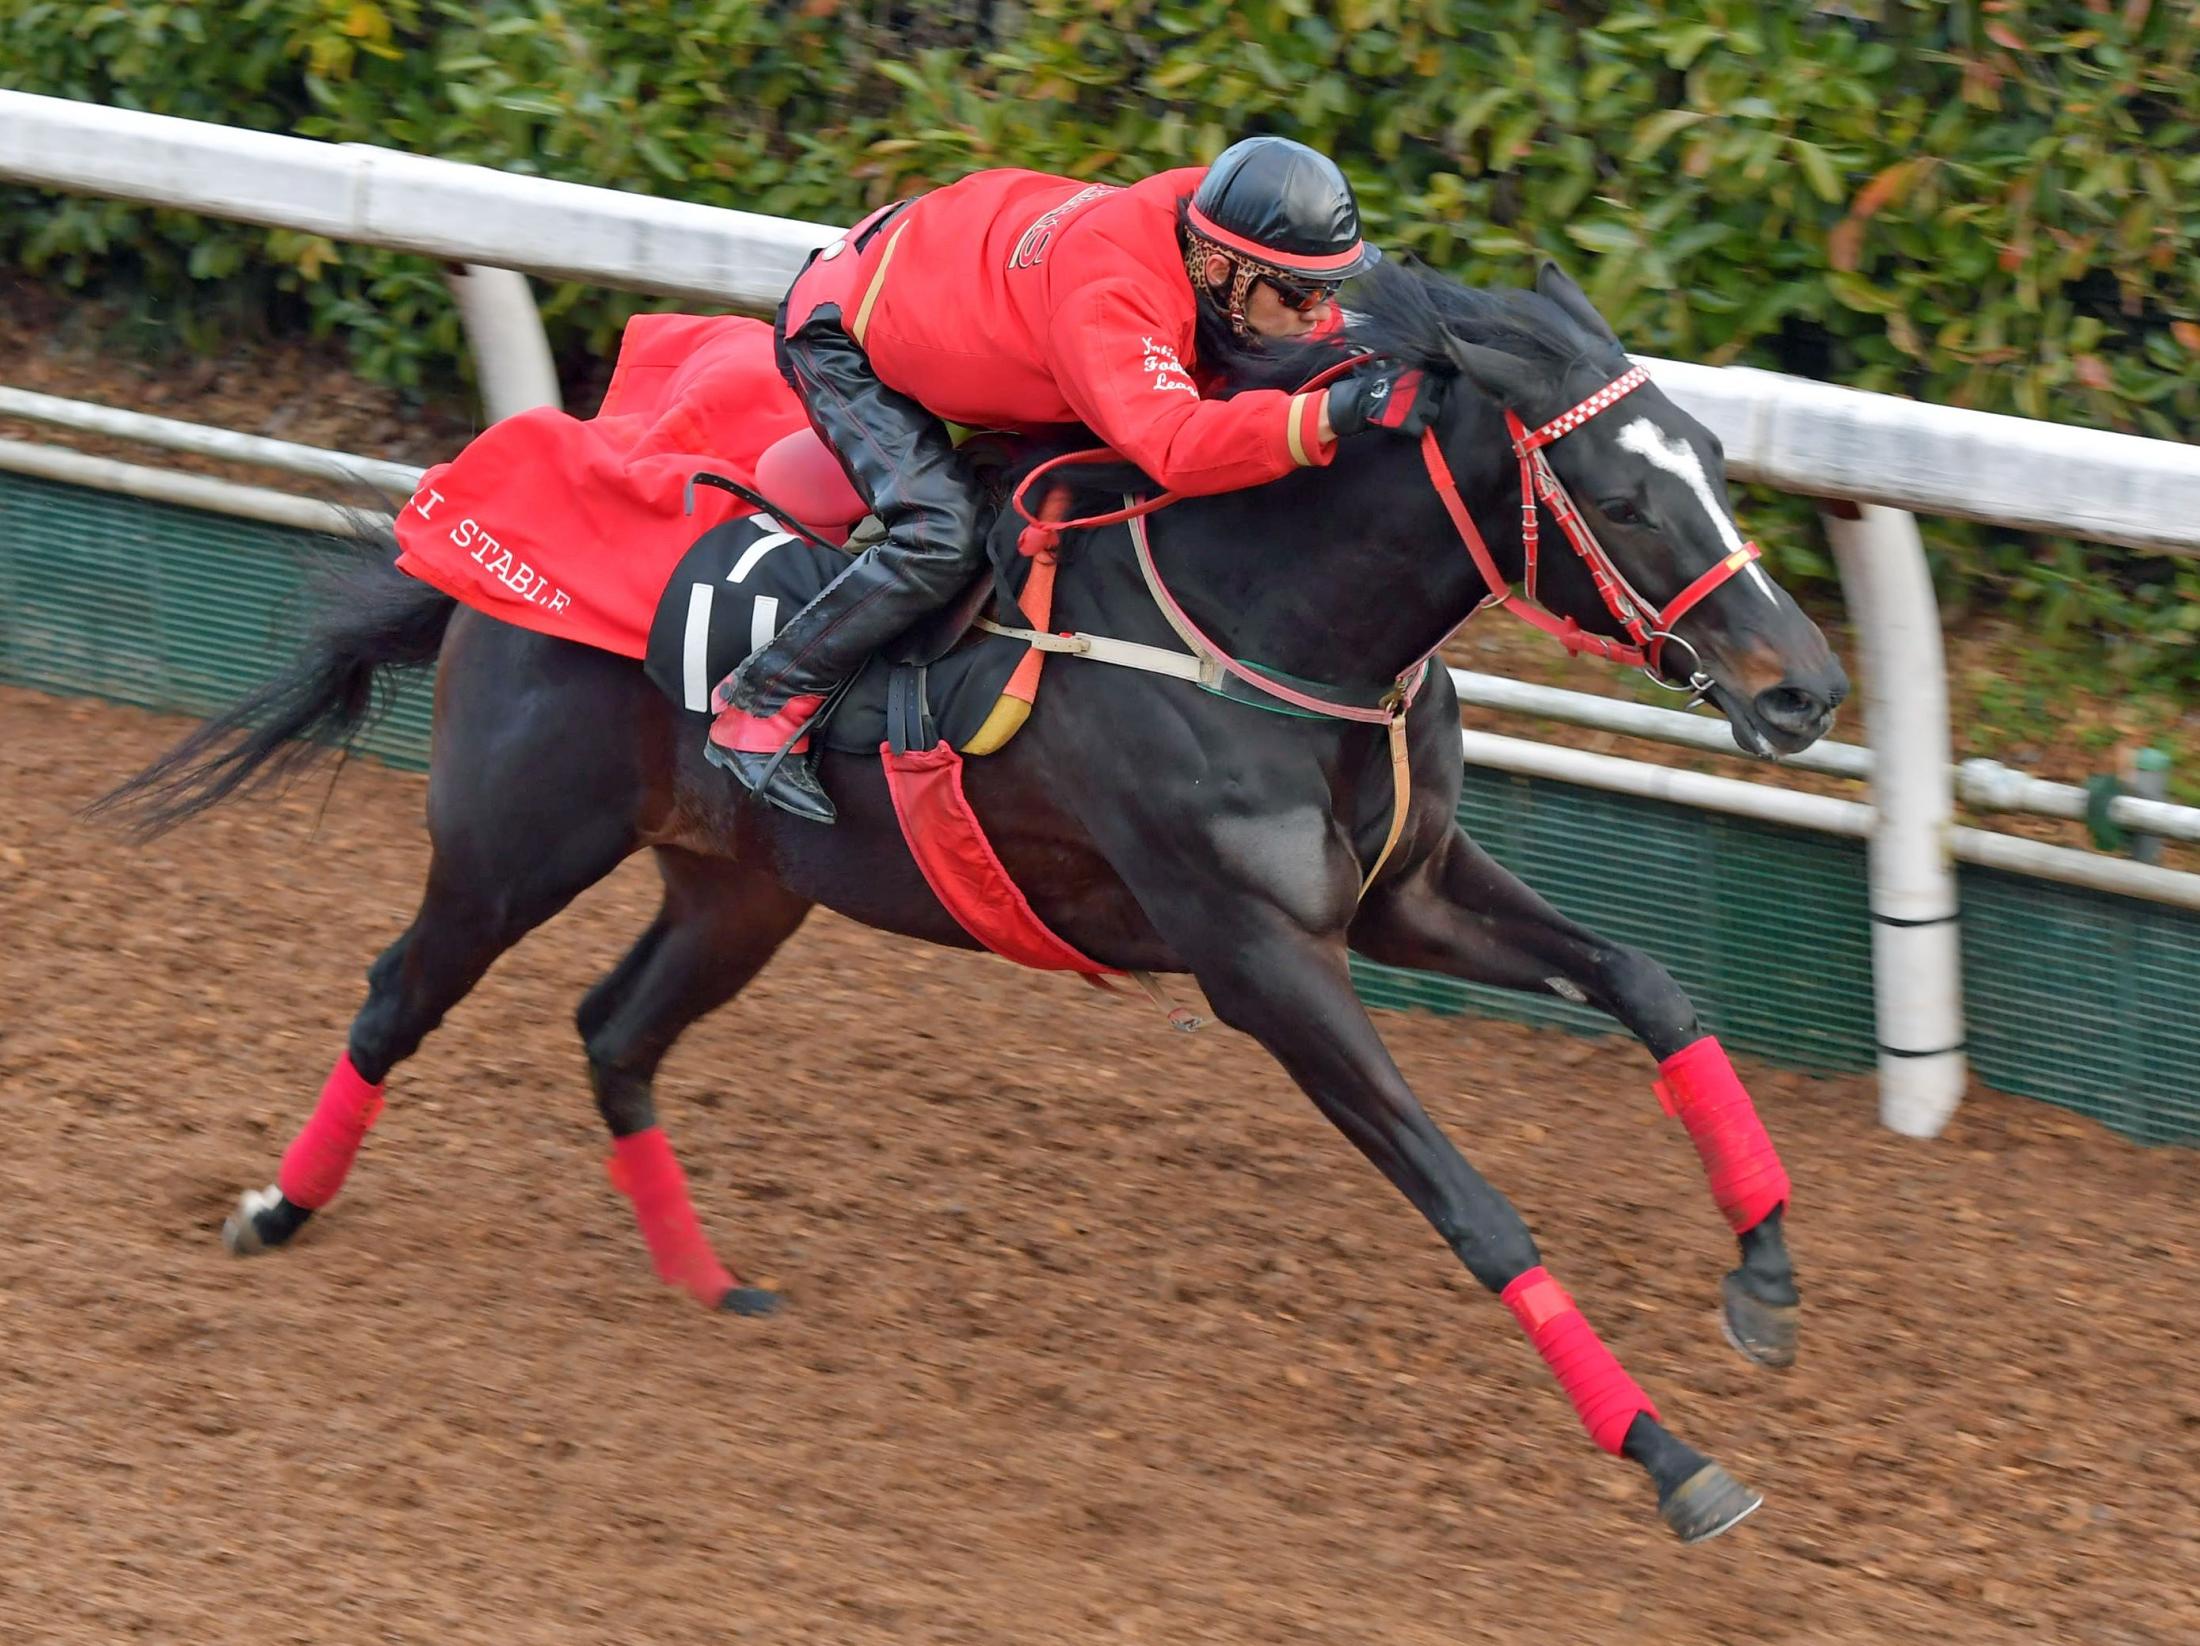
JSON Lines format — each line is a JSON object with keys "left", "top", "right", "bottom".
{"left": 88, "top": 523, "right": 456, "bottom": 838}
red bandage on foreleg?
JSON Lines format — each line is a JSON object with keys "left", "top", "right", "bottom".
{"left": 1501, "top": 1267, "right": 1658, "bottom": 1454}
{"left": 1653, "top": 1036, "right": 1791, "bottom": 1235}
{"left": 276, "top": 1052, "right": 386, "bottom": 1210}
{"left": 606, "top": 1128, "right": 736, "bottom": 1304}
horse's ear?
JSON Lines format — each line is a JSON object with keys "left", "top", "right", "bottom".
{"left": 1534, "top": 260, "right": 1622, "bottom": 348}
{"left": 1444, "top": 337, "right": 1543, "bottom": 413}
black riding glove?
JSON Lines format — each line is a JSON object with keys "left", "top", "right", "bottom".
{"left": 1326, "top": 364, "right": 1446, "bottom": 439}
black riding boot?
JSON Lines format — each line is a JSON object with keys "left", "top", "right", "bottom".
{"left": 706, "top": 311, "right": 984, "bottom": 822}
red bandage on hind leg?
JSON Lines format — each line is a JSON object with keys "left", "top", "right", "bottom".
{"left": 607, "top": 1127, "right": 736, "bottom": 1304}
{"left": 1501, "top": 1267, "right": 1658, "bottom": 1454}
{"left": 276, "top": 1052, "right": 386, "bottom": 1210}
{"left": 1654, "top": 1036, "right": 1791, "bottom": 1235}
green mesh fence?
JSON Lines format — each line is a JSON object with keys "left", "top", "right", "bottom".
{"left": 1961, "top": 872, "right": 2200, "bottom": 1146}
{"left": 0, "top": 470, "right": 433, "bottom": 769}
{"left": 4, "top": 467, "right": 2195, "bottom": 1145}
{"left": 1350, "top": 774, "right": 1878, "bottom": 1075}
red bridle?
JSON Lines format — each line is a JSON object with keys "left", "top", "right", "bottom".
{"left": 1011, "top": 358, "right": 1765, "bottom": 704}
{"left": 1419, "top": 363, "right": 1762, "bottom": 687}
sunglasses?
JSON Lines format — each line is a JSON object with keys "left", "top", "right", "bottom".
{"left": 1260, "top": 272, "right": 1342, "bottom": 314}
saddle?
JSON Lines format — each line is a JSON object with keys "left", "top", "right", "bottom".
{"left": 645, "top": 428, "right": 1116, "bottom": 980}
{"left": 643, "top": 428, "right": 1063, "bottom": 759}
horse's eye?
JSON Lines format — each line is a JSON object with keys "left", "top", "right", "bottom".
{"left": 1599, "top": 499, "right": 1644, "bottom": 527}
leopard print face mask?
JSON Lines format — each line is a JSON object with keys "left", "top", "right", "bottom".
{"left": 1182, "top": 229, "right": 1271, "bottom": 339}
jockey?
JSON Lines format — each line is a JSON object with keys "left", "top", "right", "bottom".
{"left": 705, "top": 135, "right": 1447, "bottom": 822}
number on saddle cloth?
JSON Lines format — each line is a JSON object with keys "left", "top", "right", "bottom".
{"left": 643, "top": 512, "right": 1041, "bottom": 757}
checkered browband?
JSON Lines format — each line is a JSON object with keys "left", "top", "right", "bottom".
{"left": 1516, "top": 365, "right": 1652, "bottom": 451}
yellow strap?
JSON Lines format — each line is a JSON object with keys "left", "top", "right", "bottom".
{"left": 1082, "top": 968, "right": 1209, "bottom": 1031}
{"left": 959, "top": 693, "right": 1030, "bottom": 755}
{"left": 848, "top": 223, "right": 906, "bottom": 346}
{"left": 1357, "top": 708, "right": 1414, "bottom": 900}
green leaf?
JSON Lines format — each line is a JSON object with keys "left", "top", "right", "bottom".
{"left": 1444, "top": 85, "right": 1514, "bottom": 146}
{"left": 1564, "top": 220, "right": 1639, "bottom": 256}
{"left": 1662, "top": 24, "right": 1722, "bottom": 69}
{"left": 635, "top": 134, "right": 687, "bottom": 184}
{"left": 492, "top": 91, "right": 564, "bottom": 117}
{"left": 1630, "top": 108, "right": 1705, "bottom": 163}
{"left": 1792, "top": 139, "right": 1843, "bottom": 204}
{"left": 1826, "top": 271, "right": 1903, "bottom": 315}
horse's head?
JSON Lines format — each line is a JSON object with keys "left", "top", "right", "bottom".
{"left": 1380, "top": 263, "right": 1849, "bottom": 756}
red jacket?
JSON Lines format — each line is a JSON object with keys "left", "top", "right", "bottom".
{"left": 809, "top": 168, "right": 1335, "bottom": 496}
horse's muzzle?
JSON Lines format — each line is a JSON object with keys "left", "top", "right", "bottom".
{"left": 1749, "top": 667, "right": 1849, "bottom": 752}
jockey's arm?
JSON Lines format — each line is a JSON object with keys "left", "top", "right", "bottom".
{"left": 1046, "top": 277, "right": 1335, "bottom": 496}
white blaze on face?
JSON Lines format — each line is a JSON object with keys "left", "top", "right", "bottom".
{"left": 1613, "top": 417, "right": 1779, "bottom": 604}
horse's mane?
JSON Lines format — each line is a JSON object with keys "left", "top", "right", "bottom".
{"left": 1201, "top": 258, "right": 1610, "bottom": 395}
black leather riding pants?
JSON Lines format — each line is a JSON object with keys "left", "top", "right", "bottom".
{"left": 718, "top": 301, "right": 985, "bottom": 715}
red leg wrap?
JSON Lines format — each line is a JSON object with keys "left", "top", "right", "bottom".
{"left": 276, "top": 1052, "right": 386, "bottom": 1210}
{"left": 1502, "top": 1266, "right": 1658, "bottom": 1455}
{"left": 706, "top": 692, "right": 824, "bottom": 754}
{"left": 607, "top": 1128, "right": 736, "bottom": 1304}
{"left": 1654, "top": 1036, "right": 1791, "bottom": 1235}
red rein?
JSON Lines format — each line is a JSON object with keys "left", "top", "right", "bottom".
{"left": 1012, "top": 357, "right": 1763, "bottom": 685}
{"left": 1432, "top": 364, "right": 1763, "bottom": 678}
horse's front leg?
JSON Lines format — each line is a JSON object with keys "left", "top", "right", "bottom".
{"left": 1351, "top": 825, "right": 1799, "bottom": 1368}
{"left": 1158, "top": 892, "right": 1762, "bottom": 1543}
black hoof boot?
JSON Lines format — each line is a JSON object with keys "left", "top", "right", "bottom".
{"left": 719, "top": 1285, "right": 783, "bottom": 1317}
{"left": 222, "top": 1185, "right": 314, "bottom": 1254}
{"left": 704, "top": 742, "right": 836, "bottom": 824}
{"left": 1721, "top": 1269, "right": 1798, "bottom": 1368}
{"left": 1658, "top": 1463, "right": 1765, "bottom": 1544}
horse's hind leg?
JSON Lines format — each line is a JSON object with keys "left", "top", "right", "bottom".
{"left": 226, "top": 619, "right": 646, "bottom": 1256}
{"left": 578, "top": 847, "right": 812, "bottom": 1314}
{"left": 224, "top": 820, "right": 634, "bottom": 1253}
{"left": 1352, "top": 825, "right": 1799, "bottom": 1369}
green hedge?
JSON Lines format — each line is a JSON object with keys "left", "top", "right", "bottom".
{"left": 4, "top": 1, "right": 2197, "bottom": 681}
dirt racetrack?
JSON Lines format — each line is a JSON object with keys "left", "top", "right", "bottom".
{"left": 3, "top": 681, "right": 2196, "bottom": 1645}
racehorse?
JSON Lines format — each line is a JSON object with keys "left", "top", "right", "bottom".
{"left": 97, "top": 259, "right": 1847, "bottom": 1544}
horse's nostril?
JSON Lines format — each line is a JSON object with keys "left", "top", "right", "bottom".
{"left": 1754, "top": 685, "right": 1826, "bottom": 733}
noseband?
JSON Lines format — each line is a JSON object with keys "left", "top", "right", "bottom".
{"left": 1420, "top": 363, "right": 1763, "bottom": 694}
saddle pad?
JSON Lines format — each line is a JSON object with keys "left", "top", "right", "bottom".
{"left": 642, "top": 515, "right": 1030, "bottom": 756}
{"left": 393, "top": 314, "right": 806, "bottom": 657}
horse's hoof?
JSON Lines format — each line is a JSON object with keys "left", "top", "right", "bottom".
{"left": 719, "top": 1285, "right": 782, "bottom": 1317}
{"left": 1658, "top": 1463, "right": 1764, "bottom": 1545}
{"left": 221, "top": 1185, "right": 310, "bottom": 1255}
{"left": 1721, "top": 1270, "right": 1798, "bottom": 1368}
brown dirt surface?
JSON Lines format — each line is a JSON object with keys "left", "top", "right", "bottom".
{"left": 3, "top": 682, "right": 2197, "bottom": 1645}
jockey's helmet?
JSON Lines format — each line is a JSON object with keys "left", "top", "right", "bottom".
{"left": 1184, "top": 136, "right": 1380, "bottom": 334}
